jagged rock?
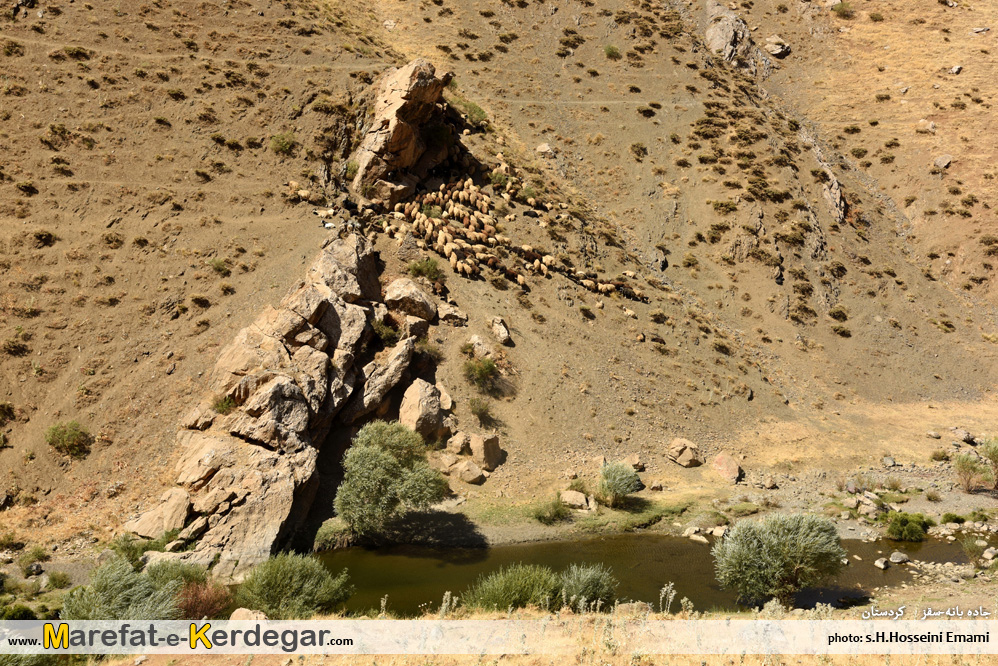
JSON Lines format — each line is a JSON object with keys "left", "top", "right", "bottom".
{"left": 454, "top": 459, "right": 485, "bottom": 484}
{"left": 341, "top": 337, "right": 416, "bottom": 424}
{"left": 437, "top": 384, "right": 453, "bottom": 411}
{"left": 230, "top": 608, "right": 268, "bottom": 621}
{"left": 468, "top": 335, "right": 493, "bottom": 358}
{"left": 350, "top": 59, "right": 451, "bottom": 206}
{"left": 560, "top": 490, "right": 588, "bottom": 509}
{"left": 178, "top": 516, "right": 208, "bottom": 541}
{"left": 624, "top": 453, "right": 645, "bottom": 472}
{"left": 712, "top": 453, "right": 743, "bottom": 484}
{"left": 491, "top": 316, "right": 512, "bottom": 345}
{"left": 435, "top": 452, "right": 459, "bottom": 474}
{"left": 842, "top": 497, "right": 860, "bottom": 510}
{"left": 764, "top": 35, "right": 790, "bottom": 58}
{"left": 125, "top": 488, "right": 191, "bottom": 538}
{"left": 470, "top": 434, "right": 502, "bottom": 471}
{"left": 446, "top": 432, "right": 470, "bottom": 455}
{"left": 404, "top": 315, "right": 429, "bottom": 339}
{"left": 950, "top": 427, "right": 975, "bottom": 444}
{"left": 438, "top": 302, "right": 468, "bottom": 325}
{"left": 934, "top": 155, "right": 953, "bottom": 169}
{"left": 822, "top": 169, "right": 847, "bottom": 226}
{"left": 399, "top": 378, "right": 444, "bottom": 439}
{"left": 668, "top": 438, "right": 703, "bottom": 468}
{"left": 705, "top": 1, "right": 755, "bottom": 63}
{"left": 384, "top": 278, "right": 437, "bottom": 321}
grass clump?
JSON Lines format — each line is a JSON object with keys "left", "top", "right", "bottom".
{"left": 941, "top": 512, "right": 966, "bottom": 525}
{"left": 831, "top": 2, "right": 854, "bottom": 19}
{"left": 17, "top": 545, "right": 50, "bottom": 576}
{"left": 604, "top": 45, "right": 622, "bottom": 61}
{"left": 559, "top": 563, "right": 618, "bottom": 612}
{"left": 885, "top": 512, "right": 933, "bottom": 542}
{"left": 463, "top": 357, "right": 500, "bottom": 393}
{"left": 212, "top": 395, "right": 236, "bottom": 415}
{"left": 464, "top": 564, "right": 560, "bottom": 611}
{"left": 45, "top": 421, "right": 92, "bottom": 458}
{"left": 532, "top": 497, "right": 572, "bottom": 525}
{"left": 469, "top": 397, "right": 492, "bottom": 425}
{"left": 954, "top": 453, "right": 989, "bottom": 492}
{"left": 597, "top": 462, "right": 642, "bottom": 508}
{"left": 372, "top": 319, "right": 400, "bottom": 347}
{"left": 236, "top": 553, "right": 352, "bottom": 619}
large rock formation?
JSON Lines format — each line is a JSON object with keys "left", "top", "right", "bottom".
{"left": 125, "top": 235, "right": 413, "bottom": 581}
{"left": 350, "top": 59, "right": 451, "bottom": 206}
{"left": 704, "top": 1, "right": 772, "bottom": 76}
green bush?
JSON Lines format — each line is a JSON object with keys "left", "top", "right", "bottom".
{"left": 270, "top": 132, "right": 296, "bottom": 155}
{"left": 45, "top": 421, "right": 92, "bottom": 457}
{"left": 941, "top": 512, "right": 966, "bottom": 525}
{"left": 886, "top": 513, "right": 932, "bottom": 542}
{"left": 109, "top": 530, "right": 179, "bottom": 570}
{"left": 46, "top": 571, "right": 72, "bottom": 589}
{"left": 146, "top": 560, "right": 208, "bottom": 590}
{"left": 532, "top": 497, "right": 571, "bottom": 526}
{"left": 463, "top": 358, "right": 499, "bottom": 393}
{"left": 236, "top": 553, "right": 352, "bottom": 619}
{"left": 469, "top": 397, "right": 492, "bottom": 425}
{"left": 1, "top": 604, "right": 37, "bottom": 620}
{"left": 313, "top": 517, "right": 352, "bottom": 552}
{"left": 604, "top": 45, "right": 622, "bottom": 60}
{"left": 713, "top": 514, "right": 846, "bottom": 607}
{"left": 464, "top": 564, "right": 560, "bottom": 611}
{"left": 62, "top": 556, "right": 180, "bottom": 620}
{"left": 831, "top": 2, "right": 854, "bottom": 19}
{"left": 212, "top": 395, "right": 236, "bottom": 415}
{"left": 954, "top": 453, "right": 988, "bottom": 492}
{"left": 334, "top": 421, "right": 447, "bottom": 537}
{"left": 408, "top": 258, "right": 443, "bottom": 281}
{"left": 372, "top": 319, "right": 400, "bottom": 347}
{"left": 598, "top": 462, "right": 642, "bottom": 508}
{"left": 559, "top": 563, "right": 617, "bottom": 612}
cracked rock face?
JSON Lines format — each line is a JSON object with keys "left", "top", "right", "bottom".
{"left": 350, "top": 59, "right": 451, "bottom": 206}
{"left": 125, "top": 235, "right": 411, "bottom": 581}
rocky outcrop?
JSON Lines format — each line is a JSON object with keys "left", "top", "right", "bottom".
{"left": 384, "top": 278, "right": 437, "bottom": 321}
{"left": 704, "top": 1, "right": 773, "bottom": 76}
{"left": 125, "top": 235, "right": 428, "bottom": 581}
{"left": 350, "top": 59, "right": 452, "bottom": 206}
{"left": 399, "top": 378, "right": 447, "bottom": 439}
{"left": 668, "top": 438, "right": 703, "bottom": 468}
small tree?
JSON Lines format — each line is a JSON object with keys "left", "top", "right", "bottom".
{"left": 334, "top": 421, "right": 448, "bottom": 537}
{"left": 598, "top": 462, "right": 642, "bottom": 508}
{"left": 954, "top": 453, "right": 988, "bottom": 493}
{"left": 236, "top": 553, "right": 352, "bottom": 619}
{"left": 712, "top": 514, "right": 846, "bottom": 608}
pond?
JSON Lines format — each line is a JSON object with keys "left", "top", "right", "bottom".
{"left": 319, "top": 534, "right": 969, "bottom": 616}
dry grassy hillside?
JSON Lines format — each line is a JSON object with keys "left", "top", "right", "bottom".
{"left": 1, "top": 0, "right": 997, "bottom": 549}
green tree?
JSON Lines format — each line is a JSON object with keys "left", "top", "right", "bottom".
{"left": 236, "top": 553, "right": 352, "bottom": 619}
{"left": 334, "top": 421, "right": 448, "bottom": 537}
{"left": 712, "top": 514, "right": 846, "bottom": 608}
{"left": 597, "top": 462, "right": 642, "bottom": 508}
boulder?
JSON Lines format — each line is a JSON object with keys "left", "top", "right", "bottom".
{"left": 882, "top": 456, "right": 896, "bottom": 468}
{"left": 124, "top": 488, "right": 191, "bottom": 538}
{"left": 623, "top": 453, "right": 645, "bottom": 472}
{"left": 435, "top": 452, "right": 459, "bottom": 474}
{"left": 874, "top": 558, "right": 889, "bottom": 570}
{"left": 934, "top": 155, "right": 953, "bottom": 170}
{"left": 560, "top": 490, "right": 588, "bottom": 509}
{"left": 889, "top": 551, "right": 910, "bottom": 564}
{"left": 404, "top": 315, "right": 429, "bottom": 339}
{"left": 668, "top": 438, "right": 703, "bottom": 468}
{"left": 950, "top": 427, "right": 975, "bottom": 444}
{"left": 399, "top": 378, "right": 443, "bottom": 438}
{"left": 763, "top": 476, "right": 778, "bottom": 490}
{"left": 436, "top": 384, "right": 453, "bottom": 411}
{"left": 705, "top": 1, "right": 755, "bottom": 63}
{"left": 446, "top": 432, "right": 470, "bottom": 455}
{"left": 230, "top": 608, "right": 268, "bottom": 621}
{"left": 712, "top": 453, "right": 743, "bottom": 484}
{"left": 983, "top": 547, "right": 997, "bottom": 561}
{"left": 454, "top": 460, "right": 485, "bottom": 484}
{"left": 341, "top": 337, "right": 416, "bottom": 424}
{"left": 438, "top": 302, "right": 468, "bottom": 325}
{"left": 491, "top": 317, "right": 512, "bottom": 345}
{"left": 842, "top": 497, "right": 860, "bottom": 510}
{"left": 350, "top": 60, "right": 452, "bottom": 206}
{"left": 384, "top": 279, "right": 437, "bottom": 321}
{"left": 764, "top": 35, "right": 790, "bottom": 58}
{"left": 468, "top": 334, "right": 493, "bottom": 358}
{"left": 470, "top": 433, "right": 502, "bottom": 471}
{"left": 926, "top": 431, "right": 941, "bottom": 439}
{"left": 649, "top": 480, "right": 664, "bottom": 491}
{"left": 689, "top": 534, "right": 710, "bottom": 544}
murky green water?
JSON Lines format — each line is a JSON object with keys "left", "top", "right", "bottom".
{"left": 319, "top": 534, "right": 969, "bottom": 616}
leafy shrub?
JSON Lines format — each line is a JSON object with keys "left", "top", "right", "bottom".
{"left": 532, "top": 497, "right": 571, "bottom": 525}
{"left": 62, "top": 557, "right": 180, "bottom": 620}
{"left": 334, "top": 421, "right": 447, "bottom": 537}
{"left": 598, "top": 462, "right": 642, "bottom": 508}
{"left": 408, "top": 258, "right": 443, "bottom": 281}
{"left": 604, "top": 45, "right": 622, "bottom": 60}
{"left": 925, "top": 490, "right": 942, "bottom": 502}
{"left": 464, "top": 564, "right": 560, "bottom": 611}
{"left": 713, "top": 514, "right": 845, "bottom": 607}
{"left": 869, "top": 12, "right": 884, "bottom": 22}
{"left": 977, "top": 438, "right": 998, "bottom": 490}
{"left": 941, "top": 513, "right": 966, "bottom": 524}
{"left": 1, "top": 604, "right": 37, "bottom": 620}
{"left": 177, "top": 580, "right": 232, "bottom": 619}
{"left": 831, "top": 2, "right": 854, "bottom": 19}
{"left": 313, "top": 517, "right": 352, "bottom": 552}
{"left": 212, "top": 395, "right": 236, "bottom": 415}
{"left": 109, "top": 531, "right": 179, "bottom": 570}
{"left": 236, "top": 553, "right": 352, "bottom": 619}
{"left": 45, "top": 421, "right": 92, "bottom": 457}
{"left": 559, "top": 563, "right": 617, "bottom": 612}
{"left": 886, "top": 512, "right": 933, "bottom": 542}
{"left": 930, "top": 449, "right": 950, "bottom": 462}
{"left": 463, "top": 358, "right": 499, "bottom": 393}
{"left": 372, "top": 319, "right": 400, "bottom": 347}
{"left": 270, "top": 132, "right": 296, "bottom": 155}
{"left": 954, "top": 453, "right": 988, "bottom": 492}
{"left": 146, "top": 560, "right": 208, "bottom": 590}
{"left": 0, "top": 402, "right": 16, "bottom": 426}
